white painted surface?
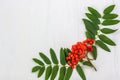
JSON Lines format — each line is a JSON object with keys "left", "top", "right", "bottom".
{"left": 0, "top": 0, "right": 120, "bottom": 80}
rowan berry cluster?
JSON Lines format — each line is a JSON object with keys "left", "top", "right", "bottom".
{"left": 66, "top": 38, "right": 94, "bottom": 69}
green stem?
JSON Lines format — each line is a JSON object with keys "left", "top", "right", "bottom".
{"left": 87, "top": 57, "right": 97, "bottom": 71}
{"left": 41, "top": 64, "right": 69, "bottom": 67}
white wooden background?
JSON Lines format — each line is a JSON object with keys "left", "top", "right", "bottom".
{"left": 0, "top": 0, "right": 120, "bottom": 80}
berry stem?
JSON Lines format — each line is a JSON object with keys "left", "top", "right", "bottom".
{"left": 87, "top": 57, "right": 97, "bottom": 71}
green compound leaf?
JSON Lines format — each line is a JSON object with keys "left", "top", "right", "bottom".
{"left": 60, "top": 48, "right": 66, "bottom": 65}
{"left": 64, "top": 67, "right": 73, "bottom": 80}
{"left": 50, "top": 48, "right": 59, "bottom": 64}
{"left": 33, "top": 58, "right": 44, "bottom": 66}
{"left": 50, "top": 65, "right": 59, "bottom": 80}
{"left": 83, "top": 61, "right": 92, "bottom": 67}
{"left": 96, "top": 40, "right": 111, "bottom": 52}
{"left": 104, "top": 5, "right": 115, "bottom": 14}
{"left": 39, "top": 52, "right": 51, "bottom": 64}
{"left": 103, "top": 14, "right": 118, "bottom": 19}
{"left": 101, "top": 28, "right": 118, "bottom": 34}
{"left": 83, "top": 19, "right": 98, "bottom": 35}
{"left": 38, "top": 66, "right": 45, "bottom": 78}
{"left": 88, "top": 7, "right": 101, "bottom": 18}
{"left": 32, "top": 66, "right": 41, "bottom": 72}
{"left": 85, "top": 13, "right": 100, "bottom": 24}
{"left": 85, "top": 31, "right": 95, "bottom": 39}
{"left": 45, "top": 66, "right": 52, "bottom": 80}
{"left": 76, "top": 65, "right": 86, "bottom": 80}
{"left": 98, "top": 34, "right": 116, "bottom": 46}
{"left": 92, "top": 46, "right": 97, "bottom": 60}
{"left": 58, "top": 66, "right": 66, "bottom": 80}
{"left": 102, "top": 20, "right": 120, "bottom": 26}
{"left": 32, "top": 5, "right": 120, "bottom": 80}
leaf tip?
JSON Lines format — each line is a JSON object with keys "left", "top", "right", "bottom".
{"left": 32, "top": 58, "right": 35, "bottom": 61}
{"left": 50, "top": 48, "right": 53, "bottom": 51}
{"left": 88, "top": 6, "right": 92, "bottom": 10}
{"left": 39, "top": 52, "right": 43, "bottom": 55}
{"left": 108, "top": 49, "right": 111, "bottom": 52}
